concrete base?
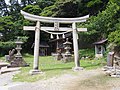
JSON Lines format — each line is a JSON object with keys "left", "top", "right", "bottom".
{"left": 102, "top": 66, "right": 113, "bottom": 71}
{"left": 9, "top": 57, "right": 29, "bottom": 67}
{"left": 72, "top": 67, "right": 83, "bottom": 71}
{"left": 111, "top": 74, "right": 120, "bottom": 78}
{"left": 104, "top": 67, "right": 120, "bottom": 78}
{"left": 29, "top": 69, "right": 43, "bottom": 75}
{"left": 95, "top": 54, "right": 103, "bottom": 58}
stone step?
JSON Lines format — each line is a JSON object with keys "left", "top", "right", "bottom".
{"left": 0, "top": 62, "right": 10, "bottom": 74}
{"left": 0, "top": 62, "right": 9, "bottom": 68}
{"left": 1, "top": 67, "right": 21, "bottom": 74}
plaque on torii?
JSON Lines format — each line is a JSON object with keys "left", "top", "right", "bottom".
{"left": 21, "top": 10, "right": 89, "bottom": 74}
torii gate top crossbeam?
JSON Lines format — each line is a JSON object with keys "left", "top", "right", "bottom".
{"left": 21, "top": 10, "right": 89, "bottom": 23}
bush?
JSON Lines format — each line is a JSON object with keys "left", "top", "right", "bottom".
{"left": 0, "top": 41, "right": 16, "bottom": 56}
{"left": 108, "top": 30, "right": 120, "bottom": 46}
{"left": 79, "top": 48, "right": 94, "bottom": 59}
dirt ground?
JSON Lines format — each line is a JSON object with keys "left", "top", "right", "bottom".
{"left": 5, "top": 68, "right": 120, "bottom": 90}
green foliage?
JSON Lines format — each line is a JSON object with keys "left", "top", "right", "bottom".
{"left": 52, "top": 0, "right": 79, "bottom": 17}
{"left": 0, "top": 0, "right": 119, "bottom": 54}
{"left": 78, "top": 0, "right": 120, "bottom": 48}
{"left": 0, "top": 0, "right": 10, "bottom": 16}
{"left": 41, "top": 0, "right": 83, "bottom": 17}
{"left": 87, "top": 0, "right": 102, "bottom": 7}
{"left": 18, "top": 36, "right": 29, "bottom": 42}
{"left": 108, "top": 30, "right": 120, "bottom": 46}
{"left": 108, "top": 12, "right": 120, "bottom": 46}
{"left": 23, "top": 5, "right": 42, "bottom": 15}
{"left": 89, "top": 1, "right": 119, "bottom": 35}
{"left": 0, "top": 16, "right": 14, "bottom": 41}
{"left": 85, "top": 0, "right": 109, "bottom": 15}
{"left": 79, "top": 49, "right": 94, "bottom": 59}
{"left": 36, "top": 0, "right": 55, "bottom": 9}
{"left": 40, "top": 5, "right": 56, "bottom": 16}
{"left": 21, "top": 0, "right": 35, "bottom": 6}
{"left": 0, "top": 41, "right": 16, "bottom": 56}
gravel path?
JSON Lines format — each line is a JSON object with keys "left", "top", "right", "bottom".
{"left": 8, "top": 68, "right": 104, "bottom": 90}
{"left": 0, "top": 71, "right": 17, "bottom": 86}
{"left": 0, "top": 71, "right": 23, "bottom": 90}
{"left": 1, "top": 68, "right": 120, "bottom": 90}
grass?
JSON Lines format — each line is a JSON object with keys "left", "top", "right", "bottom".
{"left": 10, "top": 53, "right": 106, "bottom": 82}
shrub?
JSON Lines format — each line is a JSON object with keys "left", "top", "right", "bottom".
{"left": 0, "top": 41, "right": 16, "bottom": 56}
{"left": 79, "top": 48, "right": 94, "bottom": 59}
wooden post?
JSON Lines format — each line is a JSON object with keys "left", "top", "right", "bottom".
{"left": 29, "top": 21, "right": 42, "bottom": 75}
{"left": 72, "top": 22, "right": 83, "bottom": 71}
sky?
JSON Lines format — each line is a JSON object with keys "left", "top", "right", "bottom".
{"left": 5, "top": 0, "right": 9, "bottom": 4}
{"left": 5, "top": 0, "right": 21, "bottom": 5}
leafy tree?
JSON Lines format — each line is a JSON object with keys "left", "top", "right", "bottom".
{"left": 108, "top": 30, "right": 120, "bottom": 46}
{"left": 41, "top": 0, "right": 80, "bottom": 17}
{"left": 40, "top": 5, "right": 56, "bottom": 16}
{"left": 78, "top": 0, "right": 120, "bottom": 48}
{"left": 0, "top": 16, "right": 14, "bottom": 41}
{"left": 0, "top": 0, "right": 9, "bottom": 16}
{"left": 86, "top": 0, "right": 109, "bottom": 15}
{"left": 21, "top": 0, "right": 35, "bottom": 7}
{"left": 23, "top": 5, "right": 42, "bottom": 15}
{"left": 9, "top": 0, "right": 22, "bottom": 20}
{"left": 0, "top": 0, "right": 119, "bottom": 54}
{"left": 108, "top": 9, "right": 120, "bottom": 49}
{"left": 36, "top": 0, "right": 55, "bottom": 9}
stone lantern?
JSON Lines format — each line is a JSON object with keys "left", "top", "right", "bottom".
{"left": 15, "top": 37, "right": 23, "bottom": 58}
{"left": 63, "top": 38, "right": 72, "bottom": 62}
{"left": 10, "top": 37, "right": 28, "bottom": 67}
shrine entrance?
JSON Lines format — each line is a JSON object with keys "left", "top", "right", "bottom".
{"left": 21, "top": 10, "right": 89, "bottom": 74}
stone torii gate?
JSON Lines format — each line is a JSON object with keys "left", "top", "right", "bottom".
{"left": 21, "top": 10, "right": 89, "bottom": 74}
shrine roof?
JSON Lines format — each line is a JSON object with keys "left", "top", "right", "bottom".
{"left": 93, "top": 39, "right": 108, "bottom": 45}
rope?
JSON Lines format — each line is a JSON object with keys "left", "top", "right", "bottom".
{"left": 35, "top": 27, "right": 72, "bottom": 35}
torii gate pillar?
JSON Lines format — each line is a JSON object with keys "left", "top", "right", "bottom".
{"left": 72, "top": 22, "right": 83, "bottom": 71}
{"left": 29, "top": 21, "right": 42, "bottom": 75}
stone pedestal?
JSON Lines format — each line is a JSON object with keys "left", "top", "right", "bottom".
{"left": 9, "top": 57, "right": 28, "bottom": 67}
{"left": 72, "top": 67, "right": 83, "bottom": 71}
{"left": 62, "top": 54, "right": 72, "bottom": 62}
{"left": 29, "top": 69, "right": 43, "bottom": 75}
